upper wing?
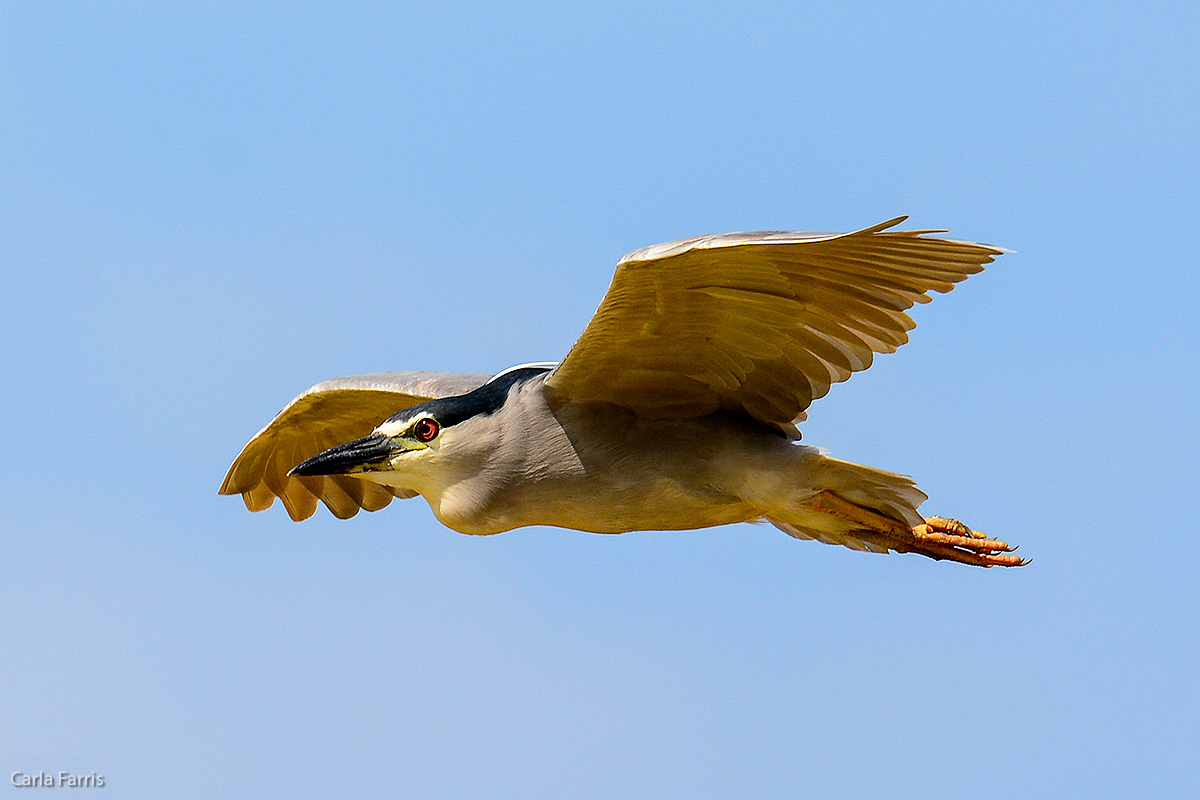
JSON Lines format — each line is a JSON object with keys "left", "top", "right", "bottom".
{"left": 219, "top": 371, "right": 491, "bottom": 520}
{"left": 545, "top": 217, "right": 1004, "bottom": 433}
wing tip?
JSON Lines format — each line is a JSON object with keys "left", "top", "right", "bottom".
{"left": 616, "top": 214, "right": 1012, "bottom": 266}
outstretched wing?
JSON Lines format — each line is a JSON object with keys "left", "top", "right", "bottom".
{"left": 545, "top": 217, "right": 1003, "bottom": 432}
{"left": 220, "top": 371, "right": 491, "bottom": 520}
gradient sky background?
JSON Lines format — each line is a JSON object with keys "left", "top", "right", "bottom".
{"left": 4, "top": 2, "right": 1197, "bottom": 798}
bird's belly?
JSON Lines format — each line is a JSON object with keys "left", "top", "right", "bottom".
{"left": 421, "top": 402, "right": 793, "bottom": 536}
{"left": 434, "top": 472, "right": 757, "bottom": 535}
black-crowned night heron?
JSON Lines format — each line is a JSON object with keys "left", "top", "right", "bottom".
{"left": 220, "top": 217, "right": 1024, "bottom": 567}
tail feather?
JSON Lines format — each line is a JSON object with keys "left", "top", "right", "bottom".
{"left": 770, "top": 520, "right": 895, "bottom": 553}
{"left": 766, "top": 456, "right": 927, "bottom": 553}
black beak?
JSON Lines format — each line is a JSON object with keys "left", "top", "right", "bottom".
{"left": 289, "top": 432, "right": 397, "bottom": 477}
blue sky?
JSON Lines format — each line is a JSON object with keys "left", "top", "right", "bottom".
{"left": 3, "top": 2, "right": 1197, "bottom": 797}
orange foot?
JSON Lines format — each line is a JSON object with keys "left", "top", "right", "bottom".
{"left": 807, "top": 491, "right": 1028, "bottom": 568}
{"left": 910, "top": 515, "right": 1027, "bottom": 567}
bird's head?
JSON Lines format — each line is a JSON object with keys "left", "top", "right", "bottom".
{"left": 288, "top": 408, "right": 451, "bottom": 486}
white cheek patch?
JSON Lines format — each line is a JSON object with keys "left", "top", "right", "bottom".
{"left": 375, "top": 418, "right": 412, "bottom": 438}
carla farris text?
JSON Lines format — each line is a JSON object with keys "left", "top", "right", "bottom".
{"left": 11, "top": 772, "right": 104, "bottom": 788}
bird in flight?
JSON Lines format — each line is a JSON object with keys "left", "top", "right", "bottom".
{"left": 221, "top": 217, "right": 1025, "bottom": 567}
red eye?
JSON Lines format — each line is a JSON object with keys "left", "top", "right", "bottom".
{"left": 413, "top": 418, "right": 440, "bottom": 442}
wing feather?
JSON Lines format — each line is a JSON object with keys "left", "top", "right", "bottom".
{"left": 220, "top": 371, "right": 491, "bottom": 519}
{"left": 545, "top": 218, "right": 1002, "bottom": 431}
